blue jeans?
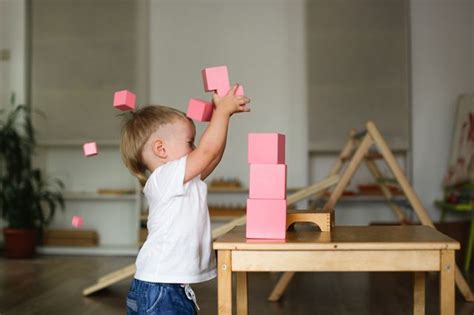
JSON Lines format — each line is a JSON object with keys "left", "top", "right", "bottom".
{"left": 126, "top": 279, "right": 198, "bottom": 314}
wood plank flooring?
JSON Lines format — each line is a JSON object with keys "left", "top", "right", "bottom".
{"left": 1, "top": 255, "right": 474, "bottom": 314}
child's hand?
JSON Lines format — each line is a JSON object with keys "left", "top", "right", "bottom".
{"left": 212, "top": 84, "right": 251, "bottom": 116}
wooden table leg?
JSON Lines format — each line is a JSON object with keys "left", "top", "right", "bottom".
{"left": 413, "top": 272, "right": 425, "bottom": 315}
{"left": 218, "top": 250, "right": 232, "bottom": 315}
{"left": 237, "top": 272, "right": 248, "bottom": 315}
{"left": 440, "top": 250, "right": 455, "bottom": 315}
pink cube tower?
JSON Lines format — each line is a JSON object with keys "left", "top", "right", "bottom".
{"left": 187, "top": 98, "right": 214, "bottom": 122}
{"left": 246, "top": 133, "right": 287, "bottom": 239}
{"left": 83, "top": 142, "right": 98, "bottom": 157}
{"left": 113, "top": 90, "right": 136, "bottom": 111}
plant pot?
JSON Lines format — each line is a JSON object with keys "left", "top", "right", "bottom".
{"left": 3, "top": 228, "right": 37, "bottom": 258}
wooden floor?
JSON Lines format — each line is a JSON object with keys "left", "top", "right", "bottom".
{"left": 1, "top": 255, "right": 474, "bottom": 315}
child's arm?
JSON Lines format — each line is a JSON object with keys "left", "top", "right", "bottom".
{"left": 200, "top": 85, "right": 251, "bottom": 180}
{"left": 185, "top": 85, "right": 250, "bottom": 183}
{"left": 199, "top": 134, "right": 227, "bottom": 181}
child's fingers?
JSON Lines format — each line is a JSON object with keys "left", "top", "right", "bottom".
{"left": 212, "top": 92, "right": 220, "bottom": 104}
{"left": 238, "top": 105, "right": 251, "bottom": 112}
{"left": 227, "top": 84, "right": 239, "bottom": 96}
{"left": 237, "top": 96, "right": 251, "bottom": 105}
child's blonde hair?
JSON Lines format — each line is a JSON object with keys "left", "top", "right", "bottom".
{"left": 120, "top": 105, "right": 190, "bottom": 186}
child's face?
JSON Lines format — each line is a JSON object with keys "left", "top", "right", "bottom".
{"left": 166, "top": 118, "right": 196, "bottom": 161}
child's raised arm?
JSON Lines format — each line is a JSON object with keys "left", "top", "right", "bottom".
{"left": 185, "top": 85, "right": 250, "bottom": 183}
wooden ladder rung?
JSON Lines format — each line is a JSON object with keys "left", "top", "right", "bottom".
{"left": 341, "top": 151, "right": 382, "bottom": 162}
{"left": 351, "top": 129, "right": 368, "bottom": 140}
{"left": 376, "top": 177, "right": 399, "bottom": 185}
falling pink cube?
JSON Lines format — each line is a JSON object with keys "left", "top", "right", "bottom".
{"left": 113, "top": 90, "right": 136, "bottom": 111}
{"left": 187, "top": 98, "right": 214, "bottom": 122}
{"left": 246, "top": 199, "right": 287, "bottom": 239}
{"left": 249, "top": 164, "right": 287, "bottom": 199}
{"left": 248, "top": 133, "right": 285, "bottom": 164}
{"left": 83, "top": 142, "right": 98, "bottom": 157}
{"left": 202, "top": 66, "right": 230, "bottom": 96}
{"left": 71, "top": 215, "right": 84, "bottom": 228}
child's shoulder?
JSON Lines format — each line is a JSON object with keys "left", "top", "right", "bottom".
{"left": 156, "top": 155, "right": 187, "bottom": 173}
{"left": 146, "top": 156, "right": 188, "bottom": 186}
{"left": 144, "top": 155, "right": 190, "bottom": 199}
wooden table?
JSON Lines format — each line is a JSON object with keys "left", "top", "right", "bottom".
{"left": 213, "top": 225, "right": 460, "bottom": 315}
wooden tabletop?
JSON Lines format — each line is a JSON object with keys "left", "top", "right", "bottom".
{"left": 213, "top": 225, "right": 460, "bottom": 251}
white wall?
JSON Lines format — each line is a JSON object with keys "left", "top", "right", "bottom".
{"left": 411, "top": 0, "right": 474, "bottom": 221}
{"left": 149, "top": 0, "right": 309, "bottom": 189}
{"left": 0, "top": 0, "right": 26, "bottom": 239}
{"left": 6, "top": 0, "right": 474, "bottom": 250}
{"left": 0, "top": 0, "right": 26, "bottom": 106}
{"left": 17, "top": 0, "right": 310, "bottom": 252}
{"left": 310, "top": 0, "right": 474, "bottom": 226}
{"left": 43, "top": 146, "right": 139, "bottom": 247}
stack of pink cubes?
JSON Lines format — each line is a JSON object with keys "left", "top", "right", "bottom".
{"left": 246, "top": 133, "right": 287, "bottom": 239}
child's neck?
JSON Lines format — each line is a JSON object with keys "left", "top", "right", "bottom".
{"left": 148, "top": 159, "right": 166, "bottom": 172}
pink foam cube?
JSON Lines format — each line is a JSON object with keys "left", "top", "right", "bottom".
{"left": 248, "top": 133, "right": 285, "bottom": 164}
{"left": 235, "top": 84, "right": 244, "bottom": 96}
{"left": 83, "top": 142, "right": 98, "bottom": 157}
{"left": 187, "top": 98, "right": 214, "bottom": 122}
{"left": 113, "top": 90, "right": 136, "bottom": 111}
{"left": 218, "top": 84, "right": 245, "bottom": 97}
{"left": 202, "top": 66, "right": 230, "bottom": 96}
{"left": 71, "top": 215, "right": 84, "bottom": 228}
{"left": 249, "top": 164, "right": 287, "bottom": 199}
{"left": 246, "top": 199, "right": 287, "bottom": 239}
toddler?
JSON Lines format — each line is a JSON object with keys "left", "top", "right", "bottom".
{"left": 120, "top": 85, "right": 250, "bottom": 314}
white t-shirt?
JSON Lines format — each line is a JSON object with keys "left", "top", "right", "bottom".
{"left": 134, "top": 155, "right": 217, "bottom": 284}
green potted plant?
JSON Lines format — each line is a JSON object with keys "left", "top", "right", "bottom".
{"left": 0, "top": 96, "right": 65, "bottom": 258}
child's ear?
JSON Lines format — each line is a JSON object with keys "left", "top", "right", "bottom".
{"left": 153, "top": 139, "right": 167, "bottom": 158}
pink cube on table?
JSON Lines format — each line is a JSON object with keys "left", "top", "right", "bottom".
{"left": 187, "top": 98, "right": 214, "bottom": 122}
{"left": 83, "top": 142, "right": 98, "bottom": 157}
{"left": 246, "top": 199, "right": 287, "bottom": 239}
{"left": 249, "top": 164, "right": 287, "bottom": 199}
{"left": 113, "top": 90, "right": 136, "bottom": 111}
{"left": 71, "top": 215, "right": 84, "bottom": 228}
{"left": 202, "top": 66, "right": 230, "bottom": 96}
{"left": 248, "top": 133, "right": 285, "bottom": 164}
